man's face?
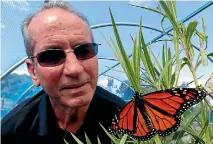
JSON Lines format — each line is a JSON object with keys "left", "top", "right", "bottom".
{"left": 26, "top": 8, "right": 98, "bottom": 108}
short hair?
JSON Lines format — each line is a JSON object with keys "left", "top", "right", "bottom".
{"left": 21, "top": 1, "right": 94, "bottom": 56}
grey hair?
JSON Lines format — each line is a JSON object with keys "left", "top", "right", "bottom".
{"left": 21, "top": 1, "right": 94, "bottom": 57}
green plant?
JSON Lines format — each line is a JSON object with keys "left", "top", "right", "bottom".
{"left": 103, "top": 1, "right": 212, "bottom": 144}
{"left": 71, "top": 1, "right": 213, "bottom": 143}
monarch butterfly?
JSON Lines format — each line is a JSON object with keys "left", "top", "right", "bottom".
{"left": 109, "top": 88, "right": 206, "bottom": 141}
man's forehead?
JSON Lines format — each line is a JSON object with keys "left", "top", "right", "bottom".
{"left": 30, "top": 9, "right": 58, "bottom": 26}
{"left": 28, "top": 8, "right": 86, "bottom": 34}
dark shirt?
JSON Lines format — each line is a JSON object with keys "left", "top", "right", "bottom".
{"left": 1, "top": 86, "right": 126, "bottom": 144}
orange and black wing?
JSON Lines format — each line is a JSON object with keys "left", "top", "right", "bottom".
{"left": 142, "top": 88, "right": 206, "bottom": 137}
{"left": 110, "top": 93, "right": 157, "bottom": 140}
{"left": 109, "top": 100, "right": 137, "bottom": 135}
{"left": 130, "top": 106, "right": 156, "bottom": 140}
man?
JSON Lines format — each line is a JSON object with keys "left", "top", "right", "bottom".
{"left": 1, "top": 1, "right": 126, "bottom": 144}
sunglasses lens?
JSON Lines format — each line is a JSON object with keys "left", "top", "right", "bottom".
{"left": 37, "top": 49, "right": 65, "bottom": 67}
{"left": 34, "top": 43, "right": 98, "bottom": 67}
{"left": 74, "top": 43, "right": 98, "bottom": 60}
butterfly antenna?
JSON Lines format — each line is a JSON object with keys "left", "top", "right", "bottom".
{"left": 116, "top": 106, "right": 121, "bottom": 112}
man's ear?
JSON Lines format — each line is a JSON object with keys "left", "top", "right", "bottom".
{"left": 25, "top": 59, "right": 40, "bottom": 87}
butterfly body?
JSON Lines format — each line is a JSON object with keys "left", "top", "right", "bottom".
{"left": 110, "top": 88, "right": 206, "bottom": 141}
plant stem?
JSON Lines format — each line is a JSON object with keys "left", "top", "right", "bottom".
{"left": 190, "top": 66, "right": 199, "bottom": 87}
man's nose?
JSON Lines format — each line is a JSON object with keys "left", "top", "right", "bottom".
{"left": 63, "top": 52, "right": 84, "bottom": 76}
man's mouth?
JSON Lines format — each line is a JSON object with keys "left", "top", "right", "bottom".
{"left": 62, "top": 82, "right": 88, "bottom": 90}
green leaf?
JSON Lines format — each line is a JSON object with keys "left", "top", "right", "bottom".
{"left": 139, "top": 20, "right": 157, "bottom": 83}
{"left": 183, "top": 126, "right": 200, "bottom": 139}
{"left": 130, "top": 4, "right": 166, "bottom": 17}
{"left": 160, "top": 15, "right": 167, "bottom": 33}
{"left": 85, "top": 133, "right": 92, "bottom": 144}
{"left": 204, "top": 99, "right": 213, "bottom": 111}
{"left": 109, "top": 37, "right": 135, "bottom": 89}
{"left": 200, "top": 48, "right": 208, "bottom": 66}
{"left": 109, "top": 8, "right": 139, "bottom": 91}
{"left": 159, "top": 1, "right": 182, "bottom": 37}
{"left": 132, "top": 29, "right": 141, "bottom": 90}
{"left": 70, "top": 133, "right": 84, "bottom": 144}
{"left": 195, "top": 119, "right": 209, "bottom": 144}
{"left": 188, "top": 43, "right": 195, "bottom": 61}
{"left": 182, "top": 57, "right": 191, "bottom": 68}
{"left": 162, "top": 45, "right": 166, "bottom": 68}
{"left": 195, "top": 30, "right": 208, "bottom": 41}
{"left": 100, "top": 123, "right": 119, "bottom": 144}
{"left": 119, "top": 134, "right": 128, "bottom": 144}
{"left": 171, "top": 73, "right": 176, "bottom": 87}
{"left": 97, "top": 136, "right": 101, "bottom": 144}
{"left": 172, "top": 130, "right": 185, "bottom": 143}
{"left": 167, "top": 48, "right": 172, "bottom": 87}
{"left": 158, "top": 58, "right": 173, "bottom": 89}
{"left": 166, "top": 1, "right": 177, "bottom": 19}
{"left": 186, "top": 21, "right": 198, "bottom": 45}
{"left": 195, "top": 60, "right": 202, "bottom": 71}
{"left": 153, "top": 135, "right": 162, "bottom": 144}
{"left": 207, "top": 52, "right": 213, "bottom": 57}
{"left": 141, "top": 51, "right": 154, "bottom": 83}
{"left": 63, "top": 138, "right": 70, "bottom": 144}
{"left": 140, "top": 76, "right": 155, "bottom": 86}
{"left": 185, "top": 21, "right": 198, "bottom": 61}
{"left": 182, "top": 107, "right": 201, "bottom": 128}
{"left": 202, "top": 17, "right": 206, "bottom": 34}
{"left": 151, "top": 50, "right": 162, "bottom": 73}
{"left": 173, "top": 30, "right": 181, "bottom": 87}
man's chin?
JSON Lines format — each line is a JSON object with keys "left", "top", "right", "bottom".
{"left": 61, "top": 98, "right": 91, "bottom": 108}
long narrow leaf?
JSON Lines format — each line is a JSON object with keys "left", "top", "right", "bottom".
{"left": 151, "top": 51, "right": 162, "bottom": 72}
{"left": 195, "top": 119, "right": 209, "bottom": 144}
{"left": 109, "top": 8, "right": 138, "bottom": 90}
{"left": 159, "top": 1, "right": 182, "bottom": 37}
{"left": 119, "top": 134, "right": 128, "bottom": 144}
{"left": 139, "top": 20, "right": 157, "bottom": 83}
{"left": 132, "top": 30, "right": 141, "bottom": 90}
{"left": 207, "top": 52, "right": 213, "bottom": 57}
{"left": 141, "top": 51, "right": 154, "bottom": 83}
{"left": 182, "top": 107, "right": 201, "bottom": 128}
{"left": 158, "top": 58, "right": 173, "bottom": 89}
{"left": 85, "top": 133, "right": 92, "bottom": 144}
{"left": 186, "top": 21, "right": 198, "bottom": 45}
{"left": 71, "top": 133, "right": 84, "bottom": 144}
{"left": 168, "top": 48, "right": 172, "bottom": 87}
{"left": 200, "top": 48, "right": 208, "bottom": 66}
{"left": 100, "top": 123, "right": 119, "bottom": 144}
{"left": 97, "top": 136, "right": 101, "bottom": 144}
{"left": 63, "top": 139, "right": 70, "bottom": 144}
{"left": 130, "top": 4, "right": 166, "bottom": 17}
{"left": 195, "top": 30, "right": 208, "bottom": 41}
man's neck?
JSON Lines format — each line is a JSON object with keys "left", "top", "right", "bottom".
{"left": 49, "top": 98, "right": 90, "bottom": 133}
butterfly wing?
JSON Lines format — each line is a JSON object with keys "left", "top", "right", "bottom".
{"left": 143, "top": 88, "right": 206, "bottom": 136}
{"left": 130, "top": 106, "right": 156, "bottom": 140}
{"left": 110, "top": 100, "right": 137, "bottom": 135}
{"left": 110, "top": 99, "right": 157, "bottom": 140}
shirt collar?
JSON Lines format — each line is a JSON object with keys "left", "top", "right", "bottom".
{"left": 38, "top": 92, "right": 59, "bottom": 136}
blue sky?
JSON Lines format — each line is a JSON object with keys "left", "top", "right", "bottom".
{"left": 1, "top": 1, "right": 213, "bottom": 89}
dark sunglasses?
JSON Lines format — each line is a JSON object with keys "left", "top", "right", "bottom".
{"left": 29, "top": 43, "right": 99, "bottom": 67}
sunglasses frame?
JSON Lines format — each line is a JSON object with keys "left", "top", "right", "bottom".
{"left": 29, "top": 43, "right": 100, "bottom": 67}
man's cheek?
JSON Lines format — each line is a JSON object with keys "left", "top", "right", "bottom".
{"left": 40, "top": 71, "right": 60, "bottom": 83}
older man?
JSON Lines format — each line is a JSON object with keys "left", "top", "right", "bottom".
{"left": 1, "top": 1, "right": 125, "bottom": 144}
